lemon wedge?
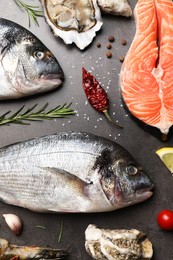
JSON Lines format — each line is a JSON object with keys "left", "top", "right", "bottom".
{"left": 156, "top": 147, "right": 173, "bottom": 173}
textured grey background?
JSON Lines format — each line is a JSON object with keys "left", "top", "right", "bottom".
{"left": 0, "top": 0, "right": 172, "bottom": 259}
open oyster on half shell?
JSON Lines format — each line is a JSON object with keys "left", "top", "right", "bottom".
{"left": 40, "top": 0, "right": 103, "bottom": 50}
{"left": 85, "top": 225, "right": 153, "bottom": 260}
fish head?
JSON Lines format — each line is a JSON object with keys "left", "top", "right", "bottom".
{"left": 13, "top": 38, "right": 64, "bottom": 95}
{"left": 95, "top": 147, "right": 154, "bottom": 209}
{"left": 1, "top": 27, "right": 64, "bottom": 98}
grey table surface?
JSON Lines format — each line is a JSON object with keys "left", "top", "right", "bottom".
{"left": 0, "top": 1, "right": 172, "bottom": 259}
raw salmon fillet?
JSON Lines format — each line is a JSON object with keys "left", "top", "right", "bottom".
{"left": 120, "top": 0, "right": 173, "bottom": 134}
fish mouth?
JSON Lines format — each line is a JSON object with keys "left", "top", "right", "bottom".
{"left": 37, "top": 73, "right": 64, "bottom": 87}
{"left": 135, "top": 185, "right": 154, "bottom": 202}
{"left": 40, "top": 73, "right": 64, "bottom": 81}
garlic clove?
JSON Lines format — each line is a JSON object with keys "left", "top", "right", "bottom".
{"left": 3, "top": 214, "right": 23, "bottom": 235}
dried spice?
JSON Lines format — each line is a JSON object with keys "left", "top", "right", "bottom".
{"left": 106, "top": 51, "right": 112, "bottom": 58}
{"left": 108, "top": 35, "right": 115, "bottom": 42}
{"left": 119, "top": 56, "right": 124, "bottom": 62}
{"left": 107, "top": 43, "right": 112, "bottom": 49}
{"left": 121, "top": 39, "right": 127, "bottom": 45}
{"left": 82, "top": 67, "right": 123, "bottom": 128}
{"left": 96, "top": 42, "right": 101, "bottom": 48}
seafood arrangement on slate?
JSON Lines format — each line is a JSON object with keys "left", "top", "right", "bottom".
{"left": 1, "top": 0, "right": 173, "bottom": 259}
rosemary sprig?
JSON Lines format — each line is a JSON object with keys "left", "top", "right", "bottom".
{"left": 14, "top": 0, "right": 43, "bottom": 26}
{"left": 0, "top": 103, "right": 75, "bottom": 126}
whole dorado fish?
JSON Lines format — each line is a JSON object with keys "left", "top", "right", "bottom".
{"left": 0, "top": 18, "right": 64, "bottom": 99}
{"left": 0, "top": 132, "right": 153, "bottom": 213}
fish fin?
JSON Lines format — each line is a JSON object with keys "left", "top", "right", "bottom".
{"left": 41, "top": 167, "right": 93, "bottom": 211}
{"left": 42, "top": 166, "right": 88, "bottom": 183}
{"left": 0, "top": 39, "right": 10, "bottom": 61}
{"left": 42, "top": 166, "right": 92, "bottom": 195}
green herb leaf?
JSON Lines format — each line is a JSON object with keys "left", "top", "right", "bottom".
{"left": 58, "top": 221, "right": 63, "bottom": 243}
{"left": 36, "top": 225, "right": 46, "bottom": 229}
{"left": 0, "top": 103, "right": 76, "bottom": 126}
{"left": 14, "top": 0, "right": 43, "bottom": 26}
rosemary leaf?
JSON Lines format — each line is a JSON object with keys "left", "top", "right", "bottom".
{"left": 9, "top": 105, "right": 25, "bottom": 119}
{"left": 14, "top": 0, "right": 43, "bottom": 27}
{"left": 36, "top": 225, "right": 46, "bottom": 229}
{"left": 0, "top": 103, "right": 75, "bottom": 126}
{"left": 58, "top": 221, "right": 63, "bottom": 243}
{"left": 22, "top": 103, "right": 39, "bottom": 116}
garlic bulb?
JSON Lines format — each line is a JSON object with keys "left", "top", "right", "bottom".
{"left": 3, "top": 214, "right": 23, "bottom": 235}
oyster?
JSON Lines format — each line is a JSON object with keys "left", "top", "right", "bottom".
{"left": 85, "top": 225, "right": 153, "bottom": 260}
{"left": 40, "top": 0, "right": 103, "bottom": 49}
{"left": 97, "top": 0, "right": 132, "bottom": 17}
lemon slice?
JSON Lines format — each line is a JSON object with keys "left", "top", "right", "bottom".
{"left": 156, "top": 147, "right": 173, "bottom": 173}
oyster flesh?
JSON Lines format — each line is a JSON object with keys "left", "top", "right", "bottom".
{"left": 40, "top": 0, "right": 103, "bottom": 50}
{"left": 97, "top": 0, "right": 132, "bottom": 17}
{"left": 85, "top": 225, "right": 153, "bottom": 260}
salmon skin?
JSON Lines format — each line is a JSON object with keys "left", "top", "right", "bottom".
{"left": 0, "top": 18, "right": 64, "bottom": 99}
{"left": 0, "top": 132, "right": 153, "bottom": 213}
{"left": 120, "top": 0, "right": 173, "bottom": 135}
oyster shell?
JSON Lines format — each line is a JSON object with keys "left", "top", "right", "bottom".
{"left": 97, "top": 0, "right": 132, "bottom": 17}
{"left": 40, "top": 0, "right": 103, "bottom": 49}
{"left": 85, "top": 225, "right": 153, "bottom": 260}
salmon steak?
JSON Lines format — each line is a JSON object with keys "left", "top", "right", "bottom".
{"left": 120, "top": 0, "right": 173, "bottom": 135}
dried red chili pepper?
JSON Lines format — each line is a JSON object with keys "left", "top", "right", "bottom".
{"left": 82, "top": 67, "right": 123, "bottom": 128}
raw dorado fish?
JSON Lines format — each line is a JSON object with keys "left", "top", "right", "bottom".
{"left": 0, "top": 18, "right": 64, "bottom": 99}
{"left": 85, "top": 224, "right": 153, "bottom": 260}
{"left": 0, "top": 132, "right": 153, "bottom": 213}
{"left": 0, "top": 238, "right": 68, "bottom": 259}
{"left": 120, "top": 0, "right": 173, "bottom": 135}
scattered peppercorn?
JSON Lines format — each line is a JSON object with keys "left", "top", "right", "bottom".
{"left": 106, "top": 51, "right": 112, "bottom": 58}
{"left": 108, "top": 36, "right": 115, "bottom": 42}
{"left": 121, "top": 39, "right": 127, "bottom": 45}
{"left": 119, "top": 56, "right": 124, "bottom": 62}
{"left": 107, "top": 43, "right": 112, "bottom": 49}
{"left": 96, "top": 43, "right": 101, "bottom": 48}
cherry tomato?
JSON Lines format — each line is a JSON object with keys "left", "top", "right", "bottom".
{"left": 157, "top": 210, "right": 173, "bottom": 230}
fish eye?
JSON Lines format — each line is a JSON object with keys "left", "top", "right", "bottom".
{"left": 126, "top": 165, "right": 138, "bottom": 176}
{"left": 33, "top": 51, "right": 45, "bottom": 60}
